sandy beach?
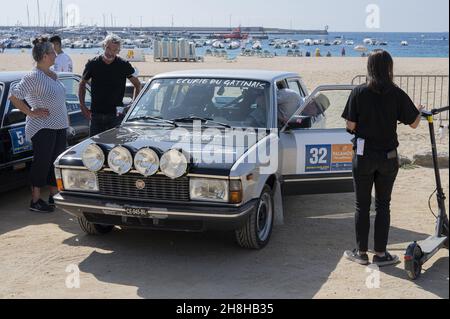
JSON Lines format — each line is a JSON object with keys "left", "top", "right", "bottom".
{"left": 0, "top": 53, "right": 448, "bottom": 299}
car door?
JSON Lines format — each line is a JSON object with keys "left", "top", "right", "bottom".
{"left": 59, "top": 76, "right": 91, "bottom": 145}
{"left": 280, "top": 85, "right": 356, "bottom": 195}
{"left": 0, "top": 81, "right": 33, "bottom": 166}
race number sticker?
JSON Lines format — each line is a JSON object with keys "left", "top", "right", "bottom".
{"left": 9, "top": 127, "right": 32, "bottom": 155}
{"left": 305, "top": 144, "right": 352, "bottom": 172}
{"left": 305, "top": 145, "right": 331, "bottom": 172}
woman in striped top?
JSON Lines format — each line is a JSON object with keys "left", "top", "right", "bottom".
{"left": 9, "top": 37, "right": 69, "bottom": 213}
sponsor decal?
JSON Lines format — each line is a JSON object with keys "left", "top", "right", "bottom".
{"left": 305, "top": 144, "right": 353, "bottom": 172}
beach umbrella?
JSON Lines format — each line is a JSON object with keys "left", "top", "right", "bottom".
{"left": 354, "top": 45, "right": 368, "bottom": 52}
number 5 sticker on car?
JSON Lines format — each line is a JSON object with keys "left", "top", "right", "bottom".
{"left": 9, "top": 127, "right": 33, "bottom": 154}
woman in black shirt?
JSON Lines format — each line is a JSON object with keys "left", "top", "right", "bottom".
{"left": 342, "top": 50, "right": 423, "bottom": 267}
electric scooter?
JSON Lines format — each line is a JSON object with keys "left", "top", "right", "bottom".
{"left": 404, "top": 106, "right": 449, "bottom": 280}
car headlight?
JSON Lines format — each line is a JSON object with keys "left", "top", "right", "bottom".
{"left": 108, "top": 146, "right": 133, "bottom": 175}
{"left": 62, "top": 169, "right": 99, "bottom": 192}
{"left": 190, "top": 178, "right": 229, "bottom": 202}
{"left": 82, "top": 144, "right": 105, "bottom": 172}
{"left": 160, "top": 149, "right": 188, "bottom": 179}
{"left": 134, "top": 148, "right": 160, "bottom": 177}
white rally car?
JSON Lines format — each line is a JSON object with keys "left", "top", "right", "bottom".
{"left": 54, "top": 69, "right": 356, "bottom": 249}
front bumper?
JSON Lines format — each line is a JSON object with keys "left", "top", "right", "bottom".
{"left": 54, "top": 193, "right": 257, "bottom": 232}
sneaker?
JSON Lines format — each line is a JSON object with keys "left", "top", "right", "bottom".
{"left": 30, "top": 199, "right": 54, "bottom": 213}
{"left": 373, "top": 252, "right": 400, "bottom": 267}
{"left": 48, "top": 195, "right": 55, "bottom": 208}
{"left": 344, "top": 249, "right": 370, "bottom": 265}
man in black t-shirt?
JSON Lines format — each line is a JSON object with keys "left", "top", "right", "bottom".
{"left": 78, "top": 34, "right": 141, "bottom": 136}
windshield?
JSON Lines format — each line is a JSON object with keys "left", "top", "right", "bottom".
{"left": 128, "top": 78, "right": 271, "bottom": 128}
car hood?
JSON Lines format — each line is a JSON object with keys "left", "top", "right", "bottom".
{"left": 58, "top": 124, "right": 268, "bottom": 176}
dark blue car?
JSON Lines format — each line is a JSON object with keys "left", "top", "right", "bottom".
{"left": 0, "top": 72, "right": 91, "bottom": 192}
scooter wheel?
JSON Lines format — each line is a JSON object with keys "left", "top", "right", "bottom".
{"left": 405, "top": 243, "right": 423, "bottom": 280}
{"left": 443, "top": 220, "right": 449, "bottom": 250}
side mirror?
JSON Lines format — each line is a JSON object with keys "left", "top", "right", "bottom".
{"left": 286, "top": 115, "right": 313, "bottom": 130}
{"left": 4, "top": 108, "right": 26, "bottom": 126}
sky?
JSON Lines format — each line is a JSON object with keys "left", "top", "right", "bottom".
{"left": 2, "top": 0, "right": 449, "bottom": 32}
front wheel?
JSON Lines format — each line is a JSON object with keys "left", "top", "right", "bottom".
{"left": 235, "top": 186, "right": 274, "bottom": 250}
{"left": 442, "top": 216, "right": 449, "bottom": 249}
{"left": 405, "top": 243, "right": 423, "bottom": 280}
{"left": 78, "top": 216, "right": 114, "bottom": 235}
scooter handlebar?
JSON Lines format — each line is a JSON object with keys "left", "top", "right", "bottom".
{"left": 421, "top": 106, "right": 449, "bottom": 117}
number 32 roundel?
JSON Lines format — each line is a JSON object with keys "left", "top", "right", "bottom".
{"left": 305, "top": 144, "right": 353, "bottom": 172}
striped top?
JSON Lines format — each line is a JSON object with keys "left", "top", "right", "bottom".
{"left": 11, "top": 68, "right": 69, "bottom": 141}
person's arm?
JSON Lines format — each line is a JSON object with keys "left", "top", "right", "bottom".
{"left": 78, "top": 78, "right": 91, "bottom": 120}
{"left": 397, "top": 89, "right": 423, "bottom": 130}
{"left": 79, "top": 61, "right": 92, "bottom": 120}
{"left": 128, "top": 76, "right": 142, "bottom": 100}
{"left": 409, "top": 105, "right": 425, "bottom": 129}
{"left": 342, "top": 88, "right": 358, "bottom": 134}
{"left": 9, "top": 73, "right": 49, "bottom": 119}
{"left": 9, "top": 96, "right": 49, "bottom": 118}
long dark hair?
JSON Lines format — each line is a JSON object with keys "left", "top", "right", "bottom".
{"left": 367, "top": 49, "right": 395, "bottom": 93}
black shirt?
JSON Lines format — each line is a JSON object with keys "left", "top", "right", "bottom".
{"left": 342, "top": 84, "right": 419, "bottom": 151}
{"left": 82, "top": 56, "right": 135, "bottom": 115}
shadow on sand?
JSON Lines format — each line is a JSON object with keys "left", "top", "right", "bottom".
{"left": 53, "top": 193, "right": 447, "bottom": 299}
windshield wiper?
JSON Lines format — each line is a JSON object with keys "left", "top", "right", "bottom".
{"left": 171, "top": 116, "right": 231, "bottom": 128}
{"left": 127, "top": 116, "right": 178, "bottom": 127}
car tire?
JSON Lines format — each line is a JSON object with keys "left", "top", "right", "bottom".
{"left": 78, "top": 216, "right": 114, "bottom": 235}
{"left": 235, "top": 185, "right": 274, "bottom": 250}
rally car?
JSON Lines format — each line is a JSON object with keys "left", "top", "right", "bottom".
{"left": 0, "top": 72, "right": 91, "bottom": 192}
{"left": 53, "top": 69, "right": 356, "bottom": 249}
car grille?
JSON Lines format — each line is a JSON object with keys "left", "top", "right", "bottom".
{"left": 97, "top": 171, "right": 190, "bottom": 202}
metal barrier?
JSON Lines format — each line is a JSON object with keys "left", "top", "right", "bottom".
{"left": 352, "top": 75, "right": 449, "bottom": 120}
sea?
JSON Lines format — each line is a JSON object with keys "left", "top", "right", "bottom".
{"left": 2, "top": 32, "right": 449, "bottom": 58}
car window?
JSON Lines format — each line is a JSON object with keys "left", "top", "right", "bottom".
{"left": 300, "top": 90, "right": 352, "bottom": 129}
{"left": 129, "top": 78, "right": 271, "bottom": 128}
{"left": 3, "top": 83, "right": 27, "bottom": 126}
{"left": 60, "top": 77, "right": 91, "bottom": 113}
{"left": 287, "top": 79, "right": 304, "bottom": 97}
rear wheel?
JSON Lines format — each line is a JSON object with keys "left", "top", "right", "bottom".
{"left": 78, "top": 216, "right": 114, "bottom": 235}
{"left": 235, "top": 186, "right": 274, "bottom": 250}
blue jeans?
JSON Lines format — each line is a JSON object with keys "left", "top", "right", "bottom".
{"left": 90, "top": 113, "right": 119, "bottom": 137}
{"left": 352, "top": 149, "right": 399, "bottom": 253}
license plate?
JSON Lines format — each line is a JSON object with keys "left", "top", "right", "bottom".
{"left": 123, "top": 206, "right": 169, "bottom": 219}
{"left": 124, "top": 207, "right": 151, "bottom": 217}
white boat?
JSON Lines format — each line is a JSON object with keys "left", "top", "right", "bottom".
{"left": 252, "top": 41, "right": 262, "bottom": 50}
{"left": 345, "top": 40, "right": 354, "bottom": 45}
{"left": 212, "top": 41, "right": 225, "bottom": 49}
{"left": 354, "top": 45, "right": 368, "bottom": 52}
{"left": 332, "top": 39, "right": 342, "bottom": 45}
{"left": 303, "top": 39, "right": 313, "bottom": 46}
{"left": 363, "top": 38, "right": 374, "bottom": 45}
{"left": 401, "top": 41, "right": 409, "bottom": 46}
{"left": 227, "top": 41, "right": 240, "bottom": 50}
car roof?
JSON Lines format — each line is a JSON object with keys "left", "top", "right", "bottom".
{"left": 0, "top": 71, "right": 78, "bottom": 83}
{"left": 152, "top": 69, "right": 300, "bottom": 82}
